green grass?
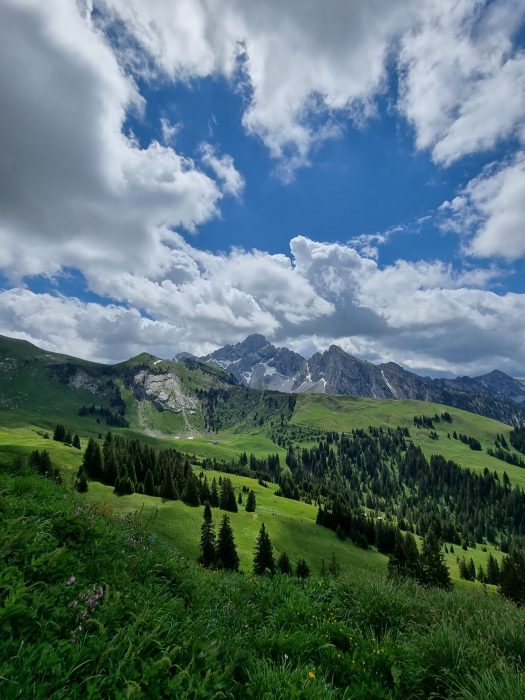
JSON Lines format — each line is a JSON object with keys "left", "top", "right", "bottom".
{"left": 293, "top": 394, "right": 525, "bottom": 488}
{"left": 2, "top": 466, "right": 525, "bottom": 699}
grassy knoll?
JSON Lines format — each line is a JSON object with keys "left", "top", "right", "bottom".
{"left": 2, "top": 466, "right": 525, "bottom": 699}
{"left": 293, "top": 394, "right": 525, "bottom": 488}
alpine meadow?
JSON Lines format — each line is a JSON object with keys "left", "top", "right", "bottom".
{"left": 2, "top": 1, "right": 525, "bottom": 698}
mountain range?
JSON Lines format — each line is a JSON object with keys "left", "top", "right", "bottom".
{"left": 199, "top": 334, "right": 525, "bottom": 424}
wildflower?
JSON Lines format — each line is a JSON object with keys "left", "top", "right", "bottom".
{"left": 308, "top": 671, "right": 315, "bottom": 679}
{"left": 66, "top": 576, "right": 76, "bottom": 586}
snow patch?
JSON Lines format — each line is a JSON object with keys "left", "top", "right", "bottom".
{"left": 381, "top": 369, "right": 397, "bottom": 398}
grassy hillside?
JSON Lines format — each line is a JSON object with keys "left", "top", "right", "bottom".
{"left": 2, "top": 466, "right": 525, "bottom": 699}
{"left": 293, "top": 394, "right": 525, "bottom": 488}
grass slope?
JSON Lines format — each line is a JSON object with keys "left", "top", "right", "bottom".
{"left": 2, "top": 467, "right": 525, "bottom": 699}
{"left": 293, "top": 394, "right": 525, "bottom": 488}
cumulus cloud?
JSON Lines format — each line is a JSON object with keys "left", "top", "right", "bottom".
{"left": 0, "top": 0, "right": 227, "bottom": 283}
{"left": 200, "top": 144, "right": 245, "bottom": 198}
{"left": 2, "top": 236, "right": 525, "bottom": 376}
{"left": 440, "top": 154, "right": 525, "bottom": 260}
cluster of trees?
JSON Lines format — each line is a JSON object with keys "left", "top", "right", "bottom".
{"left": 53, "top": 424, "right": 81, "bottom": 449}
{"left": 199, "top": 508, "right": 311, "bottom": 577}
{"left": 487, "top": 446, "right": 525, "bottom": 468}
{"left": 452, "top": 431, "right": 482, "bottom": 451}
{"left": 458, "top": 553, "right": 501, "bottom": 584}
{"left": 78, "top": 404, "right": 129, "bottom": 428}
{"left": 77, "top": 434, "right": 258, "bottom": 518}
{"left": 510, "top": 425, "right": 525, "bottom": 455}
{"left": 28, "top": 449, "right": 61, "bottom": 483}
{"left": 388, "top": 528, "right": 451, "bottom": 590}
{"left": 413, "top": 413, "right": 452, "bottom": 430}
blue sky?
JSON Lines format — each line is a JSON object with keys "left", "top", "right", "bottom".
{"left": 1, "top": 0, "right": 525, "bottom": 375}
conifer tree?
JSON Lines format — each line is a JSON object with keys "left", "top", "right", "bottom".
{"left": 328, "top": 551, "right": 340, "bottom": 577}
{"left": 486, "top": 553, "right": 501, "bottom": 585}
{"left": 73, "top": 434, "right": 81, "bottom": 450}
{"left": 199, "top": 503, "right": 216, "bottom": 568}
{"left": 75, "top": 466, "right": 88, "bottom": 493}
{"left": 420, "top": 530, "right": 451, "bottom": 590}
{"left": 210, "top": 478, "right": 219, "bottom": 507}
{"left": 499, "top": 548, "right": 525, "bottom": 605}
{"left": 82, "top": 438, "right": 103, "bottom": 481}
{"left": 238, "top": 491, "right": 243, "bottom": 505}
{"left": 277, "top": 551, "right": 292, "bottom": 575}
{"left": 245, "top": 490, "right": 256, "bottom": 513}
{"left": 144, "top": 469, "right": 155, "bottom": 497}
{"left": 182, "top": 474, "right": 200, "bottom": 506}
{"left": 253, "top": 523, "right": 275, "bottom": 575}
{"left": 219, "top": 478, "right": 238, "bottom": 512}
{"left": 295, "top": 558, "right": 310, "bottom": 578}
{"left": 216, "top": 515, "right": 239, "bottom": 571}
{"left": 53, "top": 424, "right": 66, "bottom": 442}
{"left": 163, "top": 473, "right": 179, "bottom": 501}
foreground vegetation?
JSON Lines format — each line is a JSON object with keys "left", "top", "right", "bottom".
{"left": 2, "top": 464, "right": 525, "bottom": 699}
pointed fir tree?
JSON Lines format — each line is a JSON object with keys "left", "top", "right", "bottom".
{"left": 210, "top": 478, "right": 219, "bottom": 507}
{"left": 277, "top": 551, "right": 292, "bottom": 575}
{"left": 486, "top": 553, "right": 501, "bottom": 585}
{"left": 219, "top": 477, "right": 238, "bottom": 512}
{"left": 75, "top": 466, "right": 88, "bottom": 493}
{"left": 253, "top": 523, "right": 275, "bottom": 575}
{"left": 295, "top": 558, "right": 310, "bottom": 579}
{"left": 199, "top": 502, "right": 216, "bottom": 568}
{"left": 53, "top": 424, "right": 66, "bottom": 442}
{"left": 216, "top": 515, "right": 239, "bottom": 571}
{"left": 328, "top": 551, "right": 340, "bottom": 577}
{"left": 144, "top": 469, "right": 155, "bottom": 497}
{"left": 499, "top": 548, "right": 525, "bottom": 605}
{"left": 82, "top": 438, "right": 103, "bottom": 481}
{"left": 182, "top": 473, "right": 201, "bottom": 506}
{"left": 420, "top": 529, "right": 451, "bottom": 590}
{"left": 73, "top": 434, "right": 81, "bottom": 450}
{"left": 245, "top": 490, "right": 256, "bottom": 513}
{"left": 162, "top": 473, "right": 179, "bottom": 501}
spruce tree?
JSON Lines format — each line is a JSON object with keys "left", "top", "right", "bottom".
{"left": 295, "top": 558, "right": 310, "bottom": 578}
{"left": 328, "top": 551, "right": 340, "bottom": 577}
{"left": 245, "top": 490, "right": 256, "bottom": 513}
{"left": 53, "top": 424, "right": 66, "bottom": 442}
{"left": 75, "top": 466, "right": 88, "bottom": 493}
{"left": 499, "top": 548, "right": 525, "bottom": 605}
{"left": 253, "top": 523, "right": 275, "bottom": 575}
{"left": 277, "top": 551, "right": 292, "bottom": 575}
{"left": 420, "top": 530, "right": 451, "bottom": 590}
{"left": 216, "top": 515, "right": 239, "bottom": 571}
{"left": 486, "top": 553, "right": 501, "bottom": 585}
{"left": 210, "top": 478, "right": 219, "bottom": 507}
{"left": 219, "top": 478, "right": 238, "bottom": 512}
{"left": 73, "top": 434, "right": 81, "bottom": 450}
{"left": 82, "top": 438, "right": 103, "bottom": 481}
{"left": 144, "top": 469, "right": 155, "bottom": 497}
{"left": 182, "top": 474, "right": 201, "bottom": 506}
{"left": 163, "top": 473, "right": 179, "bottom": 501}
{"left": 199, "top": 503, "right": 216, "bottom": 568}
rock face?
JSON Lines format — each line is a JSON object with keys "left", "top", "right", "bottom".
{"left": 131, "top": 370, "right": 199, "bottom": 413}
{"left": 203, "top": 335, "right": 525, "bottom": 424}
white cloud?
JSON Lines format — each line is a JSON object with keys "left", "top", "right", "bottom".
{"left": 440, "top": 154, "right": 525, "bottom": 260}
{"left": 2, "top": 235, "right": 525, "bottom": 376}
{"left": 0, "top": 0, "right": 230, "bottom": 283}
{"left": 200, "top": 144, "right": 245, "bottom": 198}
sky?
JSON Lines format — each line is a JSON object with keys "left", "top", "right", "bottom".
{"left": 1, "top": 0, "right": 525, "bottom": 377}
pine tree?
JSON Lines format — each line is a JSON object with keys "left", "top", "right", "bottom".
{"left": 238, "top": 491, "right": 243, "bottom": 505}
{"left": 219, "top": 478, "right": 238, "bottom": 512}
{"left": 499, "top": 548, "right": 525, "bottom": 605}
{"left": 245, "top": 490, "right": 256, "bottom": 513}
{"left": 486, "top": 553, "right": 501, "bottom": 585}
{"left": 277, "top": 551, "right": 292, "bottom": 575}
{"left": 73, "top": 434, "right": 81, "bottom": 450}
{"left": 162, "top": 473, "right": 179, "bottom": 501}
{"left": 82, "top": 438, "right": 103, "bottom": 481}
{"left": 253, "top": 523, "right": 275, "bottom": 575}
{"left": 420, "top": 530, "right": 451, "bottom": 590}
{"left": 182, "top": 474, "right": 200, "bottom": 506}
{"left": 216, "top": 515, "right": 239, "bottom": 571}
{"left": 388, "top": 530, "right": 408, "bottom": 578}
{"left": 199, "top": 503, "right": 216, "bottom": 568}
{"left": 295, "top": 558, "right": 310, "bottom": 578}
{"left": 53, "top": 424, "right": 66, "bottom": 442}
{"left": 144, "top": 469, "right": 155, "bottom": 497}
{"left": 328, "top": 551, "right": 340, "bottom": 577}
{"left": 75, "top": 466, "right": 88, "bottom": 493}
{"left": 210, "top": 478, "right": 219, "bottom": 507}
